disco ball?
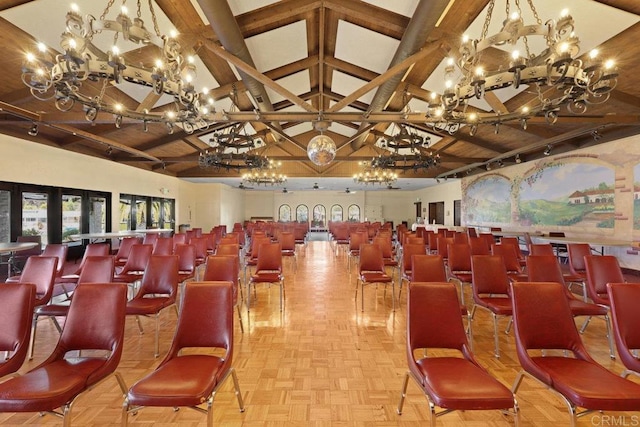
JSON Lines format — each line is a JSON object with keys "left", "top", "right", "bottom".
{"left": 307, "top": 134, "right": 336, "bottom": 166}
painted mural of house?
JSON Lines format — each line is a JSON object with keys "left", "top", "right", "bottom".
{"left": 568, "top": 188, "right": 614, "bottom": 204}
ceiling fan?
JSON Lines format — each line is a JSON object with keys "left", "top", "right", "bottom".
{"left": 342, "top": 188, "right": 356, "bottom": 194}
{"left": 238, "top": 182, "right": 253, "bottom": 190}
{"left": 386, "top": 184, "right": 401, "bottom": 190}
{"left": 312, "top": 182, "right": 325, "bottom": 190}
{"left": 282, "top": 188, "right": 293, "bottom": 194}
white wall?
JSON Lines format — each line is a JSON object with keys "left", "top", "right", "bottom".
{"left": 412, "top": 180, "right": 462, "bottom": 226}
{"left": 0, "top": 134, "right": 198, "bottom": 231}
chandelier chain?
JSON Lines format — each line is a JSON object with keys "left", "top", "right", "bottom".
{"left": 100, "top": 0, "right": 117, "bottom": 22}
{"left": 147, "top": 0, "right": 161, "bottom": 38}
{"left": 481, "top": 0, "right": 496, "bottom": 41}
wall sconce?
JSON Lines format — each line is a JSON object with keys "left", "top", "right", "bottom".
{"left": 27, "top": 123, "right": 38, "bottom": 136}
{"left": 159, "top": 187, "right": 170, "bottom": 195}
{"left": 543, "top": 145, "right": 552, "bottom": 156}
{"left": 515, "top": 154, "right": 522, "bottom": 164}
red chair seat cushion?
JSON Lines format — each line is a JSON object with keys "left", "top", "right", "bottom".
{"left": 126, "top": 297, "right": 173, "bottom": 315}
{"left": 451, "top": 272, "right": 472, "bottom": 283}
{"left": 127, "top": 355, "right": 223, "bottom": 407}
{"left": 251, "top": 272, "right": 282, "bottom": 283}
{"left": 359, "top": 272, "right": 392, "bottom": 283}
{"left": 568, "top": 299, "right": 608, "bottom": 317}
{"left": 415, "top": 357, "right": 514, "bottom": 410}
{"left": 35, "top": 304, "right": 70, "bottom": 317}
{"left": 531, "top": 357, "right": 640, "bottom": 410}
{"left": 475, "top": 297, "right": 512, "bottom": 316}
{"left": 0, "top": 359, "right": 106, "bottom": 412}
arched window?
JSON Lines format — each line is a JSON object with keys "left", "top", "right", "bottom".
{"left": 348, "top": 204, "right": 360, "bottom": 222}
{"left": 278, "top": 204, "right": 291, "bottom": 222}
{"left": 312, "top": 204, "right": 326, "bottom": 227}
{"left": 330, "top": 204, "right": 343, "bottom": 221}
{"left": 296, "top": 204, "right": 309, "bottom": 223}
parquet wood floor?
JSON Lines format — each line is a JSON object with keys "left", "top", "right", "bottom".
{"left": 1, "top": 240, "right": 638, "bottom": 426}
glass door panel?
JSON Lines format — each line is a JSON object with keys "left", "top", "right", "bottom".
{"left": 22, "top": 192, "right": 48, "bottom": 244}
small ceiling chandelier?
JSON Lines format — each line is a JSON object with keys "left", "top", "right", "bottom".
{"left": 242, "top": 160, "right": 287, "bottom": 186}
{"left": 21, "top": 1, "right": 214, "bottom": 133}
{"left": 354, "top": 168, "right": 398, "bottom": 186}
{"left": 369, "top": 123, "right": 441, "bottom": 173}
{"left": 425, "top": 0, "right": 618, "bottom": 134}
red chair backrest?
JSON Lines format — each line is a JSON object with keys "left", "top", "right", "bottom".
{"left": 447, "top": 243, "right": 471, "bottom": 272}
{"left": 174, "top": 244, "right": 196, "bottom": 274}
{"left": 529, "top": 243, "right": 554, "bottom": 256}
{"left": 471, "top": 255, "right": 510, "bottom": 295}
{"left": 358, "top": 243, "right": 385, "bottom": 273}
{"left": 568, "top": 243, "right": 591, "bottom": 275}
{"left": 491, "top": 243, "right": 522, "bottom": 273}
{"left": 585, "top": 255, "right": 625, "bottom": 296}
{"left": 410, "top": 254, "right": 447, "bottom": 282}
{"left": 255, "top": 243, "right": 282, "bottom": 272}
{"left": 607, "top": 283, "right": 640, "bottom": 373}
{"left": 401, "top": 244, "right": 427, "bottom": 275}
{"left": 77, "top": 256, "right": 115, "bottom": 283}
{"left": 152, "top": 237, "right": 174, "bottom": 255}
{"left": 0, "top": 283, "right": 36, "bottom": 377}
{"left": 136, "top": 255, "right": 179, "bottom": 298}
{"left": 17, "top": 256, "right": 57, "bottom": 305}
{"left": 42, "top": 244, "right": 68, "bottom": 277}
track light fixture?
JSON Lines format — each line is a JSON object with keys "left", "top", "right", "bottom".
{"left": 27, "top": 123, "right": 38, "bottom": 136}
{"left": 543, "top": 145, "right": 553, "bottom": 156}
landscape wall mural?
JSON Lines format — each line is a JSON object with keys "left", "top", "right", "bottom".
{"left": 633, "top": 163, "right": 640, "bottom": 230}
{"left": 462, "top": 158, "right": 615, "bottom": 229}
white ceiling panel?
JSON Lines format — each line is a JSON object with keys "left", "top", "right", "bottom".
{"left": 335, "top": 20, "right": 400, "bottom": 74}
{"left": 362, "top": 0, "right": 419, "bottom": 17}
{"left": 329, "top": 123, "right": 357, "bottom": 138}
{"left": 246, "top": 20, "right": 308, "bottom": 73}
{"left": 190, "top": 0, "right": 280, "bottom": 24}
{"left": 266, "top": 70, "right": 311, "bottom": 106}
{"left": 284, "top": 122, "right": 313, "bottom": 137}
{"left": 331, "top": 71, "right": 377, "bottom": 106}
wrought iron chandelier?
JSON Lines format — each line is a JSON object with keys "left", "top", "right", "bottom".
{"left": 353, "top": 168, "right": 398, "bottom": 186}
{"left": 369, "top": 124, "right": 441, "bottom": 173}
{"left": 242, "top": 160, "right": 286, "bottom": 186}
{"left": 21, "top": 1, "right": 214, "bottom": 133}
{"left": 424, "top": 0, "right": 617, "bottom": 135}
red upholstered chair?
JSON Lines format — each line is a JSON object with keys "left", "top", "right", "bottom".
{"left": 0, "top": 283, "right": 128, "bottom": 425}
{"left": 55, "top": 243, "right": 110, "bottom": 297}
{"left": 152, "top": 236, "right": 174, "bottom": 255}
{"left": 126, "top": 255, "right": 180, "bottom": 358}
{"left": 113, "top": 244, "right": 153, "bottom": 285}
{"left": 332, "top": 224, "right": 350, "bottom": 256}
{"left": 203, "top": 255, "right": 244, "bottom": 333}
{"left": 142, "top": 232, "right": 159, "bottom": 246}
{"left": 397, "top": 282, "right": 518, "bottom": 425}
{"left": 511, "top": 281, "right": 640, "bottom": 425}
{"left": 175, "top": 243, "right": 196, "bottom": 284}
{"left": 0, "top": 283, "right": 36, "bottom": 379}
{"left": 471, "top": 255, "right": 513, "bottom": 358}
{"left": 469, "top": 236, "right": 490, "bottom": 255}
{"left": 584, "top": 255, "right": 624, "bottom": 307}
{"left": 478, "top": 233, "right": 495, "bottom": 252}
{"left": 568, "top": 243, "right": 592, "bottom": 279}
{"left": 6, "top": 243, "right": 67, "bottom": 283}
{"left": 248, "top": 242, "right": 284, "bottom": 312}
{"left": 347, "top": 231, "right": 366, "bottom": 273}
{"left": 527, "top": 255, "right": 615, "bottom": 359}
{"left": 172, "top": 233, "right": 187, "bottom": 247}
{"left": 435, "top": 236, "right": 454, "bottom": 261}
{"left": 410, "top": 254, "right": 472, "bottom": 346}
{"left": 279, "top": 231, "right": 297, "bottom": 272}
{"left": 10, "top": 256, "right": 57, "bottom": 309}
{"left": 399, "top": 243, "right": 427, "bottom": 298}
{"left": 528, "top": 243, "right": 554, "bottom": 256}
{"left": 30, "top": 255, "right": 115, "bottom": 359}
{"left": 607, "top": 283, "right": 640, "bottom": 378}
{"left": 491, "top": 243, "right": 528, "bottom": 282}
{"left": 446, "top": 243, "right": 472, "bottom": 305}
{"left": 356, "top": 243, "right": 394, "bottom": 312}
{"left": 122, "top": 282, "right": 245, "bottom": 426}
{"left": 243, "top": 235, "right": 270, "bottom": 282}
{"left": 213, "top": 244, "right": 243, "bottom": 301}
{"left": 114, "top": 236, "right": 143, "bottom": 267}
{"left": 373, "top": 235, "right": 399, "bottom": 281}
{"left": 499, "top": 237, "right": 526, "bottom": 267}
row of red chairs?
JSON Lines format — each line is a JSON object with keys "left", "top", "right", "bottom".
{"left": 398, "top": 280, "right": 640, "bottom": 426}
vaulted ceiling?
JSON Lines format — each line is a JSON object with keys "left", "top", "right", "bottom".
{"left": 0, "top": 0, "right": 639, "bottom": 191}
